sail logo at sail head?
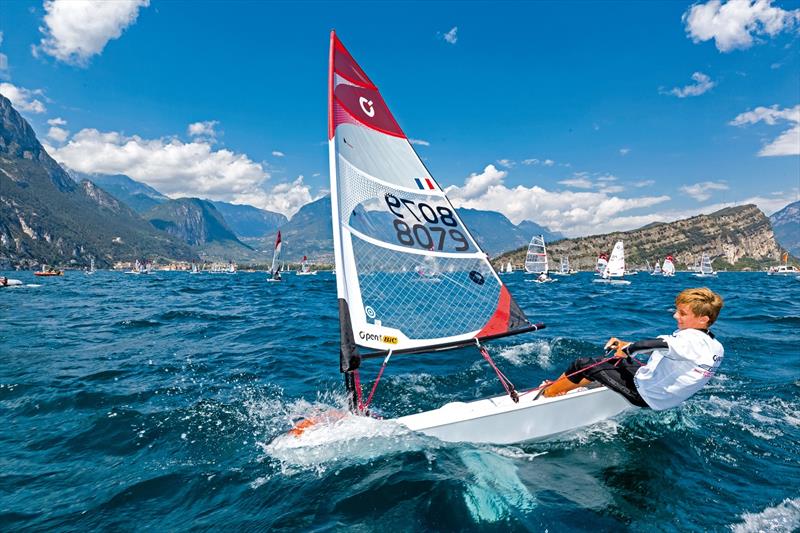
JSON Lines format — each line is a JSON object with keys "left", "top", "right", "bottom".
{"left": 359, "top": 97, "right": 375, "bottom": 117}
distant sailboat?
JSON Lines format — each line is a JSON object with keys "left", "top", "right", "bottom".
{"left": 505, "top": 261, "right": 513, "bottom": 274}
{"left": 190, "top": 263, "right": 200, "bottom": 274}
{"left": 85, "top": 258, "right": 96, "bottom": 275}
{"left": 595, "top": 253, "right": 609, "bottom": 276}
{"left": 268, "top": 231, "right": 282, "bottom": 282}
{"left": 296, "top": 255, "right": 318, "bottom": 276}
{"left": 593, "top": 241, "right": 631, "bottom": 285}
{"left": 554, "top": 256, "right": 574, "bottom": 276}
{"left": 662, "top": 255, "right": 676, "bottom": 277}
{"left": 651, "top": 260, "right": 662, "bottom": 276}
{"left": 693, "top": 253, "right": 716, "bottom": 278}
{"left": 525, "top": 235, "right": 555, "bottom": 283}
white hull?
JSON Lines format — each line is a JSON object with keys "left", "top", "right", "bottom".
{"left": 1, "top": 279, "right": 23, "bottom": 287}
{"left": 692, "top": 273, "right": 716, "bottom": 278}
{"left": 593, "top": 278, "right": 631, "bottom": 285}
{"left": 296, "top": 271, "right": 318, "bottom": 276}
{"left": 396, "top": 386, "right": 635, "bottom": 444}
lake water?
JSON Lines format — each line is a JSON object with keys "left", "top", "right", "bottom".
{"left": 2, "top": 270, "right": 799, "bottom": 531}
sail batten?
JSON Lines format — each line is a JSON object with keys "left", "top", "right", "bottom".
{"left": 328, "top": 31, "right": 534, "bottom": 370}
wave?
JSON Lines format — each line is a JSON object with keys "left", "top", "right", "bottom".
{"left": 731, "top": 497, "right": 800, "bottom": 532}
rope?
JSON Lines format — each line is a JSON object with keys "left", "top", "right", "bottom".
{"left": 476, "top": 340, "right": 519, "bottom": 403}
{"left": 362, "top": 351, "right": 392, "bottom": 411}
{"left": 353, "top": 369, "right": 364, "bottom": 411}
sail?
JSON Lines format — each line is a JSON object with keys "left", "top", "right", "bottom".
{"left": 595, "top": 254, "right": 608, "bottom": 274}
{"left": 604, "top": 241, "right": 625, "bottom": 278}
{"left": 524, "top": 235, "right": 548, "bottom": 274}
{"left": 560, "top": 256, "right": 569, "bottom": 274}
{"left": 270, "top": 231, "right": 282, "bottom": 275}
{"left": 662, "top": 256, "right": 675, "bottom": 275}
{"left": 505, "top": 261, "right": 512, "bottom": 273}
{"left": 328, "top": 32, "right": 535, "bottom": 372}
{"left": 700, "top": 253, "right": 713, "bottom": 275}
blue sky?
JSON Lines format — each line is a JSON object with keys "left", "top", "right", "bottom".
{"left": 1, "top": 0, "right": 798, "bottom": 236}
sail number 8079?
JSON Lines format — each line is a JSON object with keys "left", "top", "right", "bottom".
{"left": 385, "top": 194, "right": 469, "bottom": 252}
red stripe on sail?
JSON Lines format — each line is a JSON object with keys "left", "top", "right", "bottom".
{"left": 333, "top": 84, "right": 405, "bottom": 138}
{"left": 332, "top": 34, "right": 377, "bottom": 90}
{"left": 275, "top": 230, "right": 281, "bottom": 247}
{"left": 477, "top": 285, "right": 512, "bottom": 338}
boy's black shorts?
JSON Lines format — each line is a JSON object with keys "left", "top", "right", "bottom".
{"left": 565, "top": 356, "right": 650, "bottom": 408}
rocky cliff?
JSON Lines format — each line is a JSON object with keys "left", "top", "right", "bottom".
{"left": 770, "top": 200, "right": 800, "bottom": 257}
{"left": 495, "top": 204, "right": 785, "bottom": 271}
{"left": 0, "top": 94, "right": 197, "bottom": 268}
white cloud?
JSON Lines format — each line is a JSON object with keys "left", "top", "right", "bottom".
{"left": 446, "top": 164, "right": 506, "bottom": 200}
{"left": 46, "top": 126, "right": 68, "bottom": 142}
{"left": 619, "top": 148, "right": 631, "bottom": 155}
{"left": 271, "top": 150, "right": 285, "bottom": 157}
{"left": 45, "top": 128, "right": 275, "bottom": 209}
{"left": 496, "top": 158, "right": 515, "bottom": 168}
{"left": 633, "top": 179, "right": 655, "bottom": 188}
{"left": 559, "top": 178, "right": 593, "bottom": 189}
{"left": 187, "top": 120, "right": 219, "bottom": 139}
{"left": 0, "top": 32, "right": 6, "bottom": 76}
{"left": 730, "top": 104, "right": 800, "bottom": 156}
{"left": 409, "top": 138, "right": 430, "bottom": 146}
{"left": 447, "top": 164, "right": 670, "bottom": 236}
{"left": 36, "top": 0, "right": 150, "bottom": 66}
{"left": 47, "top": 117, "right": 67, "bottom": 126}
{"left": 442, "top": 26, "right": 458, "bottom": 44}
{"left": 680, "top": 180, "right": 729, "bottom": 201}
{"left": 666, "top": 72, "right": 716, "bottom": 97}
{"left": 260, "top": 175, "right": 320, "bottom": 218}
{"left": 522, "top": 158, "right": 539, "bottom": 165}
{"left": 543, "top": 159, "right": 555, "bottom": 166}
{"left": 683, "top": 0, "right": 800, "bottom": 52}
{"left": 0, "top": 82, "right": 46, "bottom": 113}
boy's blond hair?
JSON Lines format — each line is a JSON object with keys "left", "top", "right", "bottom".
{"left": 676, "top": 287, "right": 724, "bottom": 325}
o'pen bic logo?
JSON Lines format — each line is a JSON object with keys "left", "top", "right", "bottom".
{"left": 359, "top": 97, "right": 375, "bottom": 117}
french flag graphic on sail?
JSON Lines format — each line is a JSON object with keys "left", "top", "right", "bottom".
{"left": 414, "top": 177, "right": 437, "bottom": 191}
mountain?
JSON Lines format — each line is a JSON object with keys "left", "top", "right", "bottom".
{"left": 769, "top": 200, "right": 800, "bottom": 257}
{"left": 250, "top": 196, "right": 333, "bottom": 263}
{"left": 495, "top": 204, "right": 784, "bottom": 271}
{"left": 144, "top": 198, "right": 248, "bottom": 247}
{"left": 457, "top": 208, "right": 562, "bottom": 256}
{"left": 210, "top": 200, "right": 287, "bottom": 238}
{"left": 0, "top": 94, "right": 196, "bottom": 268}
{"left": 67, "top": 171, "right": 168, "bottom": 213}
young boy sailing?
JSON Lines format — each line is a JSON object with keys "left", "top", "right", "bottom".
{"left": 541, "top": 288, "right": 724, "bottom": 410}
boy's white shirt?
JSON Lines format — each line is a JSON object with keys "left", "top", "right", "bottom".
{"left": 634, "top": 328, "right": 724, "bottom": 410}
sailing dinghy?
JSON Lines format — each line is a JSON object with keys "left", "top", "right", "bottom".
{"left": 554, "top": 256, "right": 574, "bottom": 276}
{"left": 296, "top": 256, "right": 318, "bottom": 276}
{"left": 524, "top": 235, "right": 555, "bottom": 283}
{"left": 662, "top": 255, "right": 676, "bottom": 277}
{"left": 693, "top": 253, "right": 716, "bottom": 278}
{"left": 268, "top": 231, "right": 282, "bottom": 282}
{"left": 322, "top": 31, "right": 633, "bottom": 444}
{"left": 592, "top": 241, "right": 631, "bottom": 285}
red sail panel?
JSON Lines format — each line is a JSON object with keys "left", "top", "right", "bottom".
{"left": 333, "top": 84, "right": 404, "bottom": 138}
{"left": 328, "top": 31, "right": 405, "bottom": 139}
{"left": 477, "top": 285, "right": 513, "bottom": 338}
{"left": 333, "top": 34, "right": 376, "bottom": 89}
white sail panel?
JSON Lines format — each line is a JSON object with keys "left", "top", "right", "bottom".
{"left": 604, "top": 241, "right": 625, "bottom": 278}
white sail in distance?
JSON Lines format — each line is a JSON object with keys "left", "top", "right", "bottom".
{"left": 603, "top": 241, "right": 625, "bottom": 278}
{"left": 328, "top": 32, "right": 537, "bottom": 372}
{"left": 524, "top": 235, "right": 548, "bottom": 274}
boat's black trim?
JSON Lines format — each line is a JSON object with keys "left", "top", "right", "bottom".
{"left": 359, "top": 323, "right": 546, "bottom": 360}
